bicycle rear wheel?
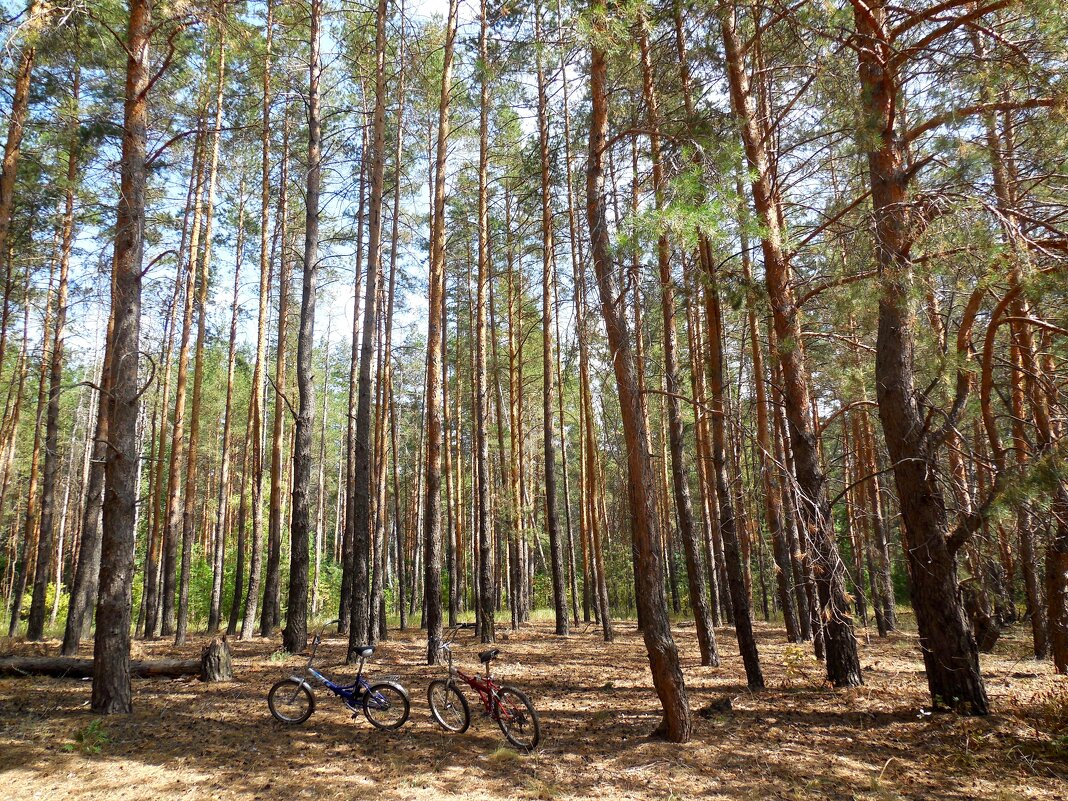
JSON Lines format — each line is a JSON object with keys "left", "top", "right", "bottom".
{"left": 363, "top": 682, "right": 411, "bottom": 730}
{"left": 428, "top": 679, "right": 470, "bottom": 733}
{"left": 495, "top": 685, "right": 540, "bottom": 751}
{"left": 267, "top": 678, "right": 315, "bottom": 724}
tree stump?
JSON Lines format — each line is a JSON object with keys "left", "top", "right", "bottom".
{"left": 200, "top": 636, "right": 233, "bottom": 682}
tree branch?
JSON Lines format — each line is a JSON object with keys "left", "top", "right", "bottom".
{"left": 905, "top": 97, "right": 1060, "bottom": 144}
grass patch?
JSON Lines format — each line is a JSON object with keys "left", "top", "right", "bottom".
{"left": 525, "top": 777, "right": 559, "bottom": 800}
{"left": 488, "top": 746, "right": 522, "bottom": 764}
{"left": 64, "top": 719, "right": 109, "bottom": 755}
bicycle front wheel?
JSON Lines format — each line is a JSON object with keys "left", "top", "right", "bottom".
{"left": 268, "top": 678, "right": 315, "bottom": 724}
{"left": 495, "top": 685, "right": 540, "bottom": 751}
{"left": 428, "top": 679, "right": 470, "bottom": 733}
{"left": 363, "top": 682, "right": 411, "bottom": 730}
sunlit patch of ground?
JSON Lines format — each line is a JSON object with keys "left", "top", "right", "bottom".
{"left": 1, "top": 616, "right": 1065, "bottom": 800}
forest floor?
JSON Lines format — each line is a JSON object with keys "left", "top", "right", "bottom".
{"left": 1, "top": 616, "right": 1066, "bottom": 801}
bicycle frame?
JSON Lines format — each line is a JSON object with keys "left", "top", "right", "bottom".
{"left": 457, "top": 668, "right": 503, "bottom": 715}
{"left": 288, "top": 622, "right": 391, "bottom": 712}
{"left": 439, "top": 637, "right": 514, "bottom": 723}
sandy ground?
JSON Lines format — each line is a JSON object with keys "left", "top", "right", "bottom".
{"left": 1, "top": 617, "right": 1065, "bottom": 800}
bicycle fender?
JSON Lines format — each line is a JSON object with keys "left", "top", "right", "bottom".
{"left": 288, "top": 676, "right": 316, "bottom": 696}
{"left": 372, "top": 680, "right": 410, "bottom": 702}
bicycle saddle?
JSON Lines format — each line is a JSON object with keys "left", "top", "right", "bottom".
{"left": 353, "top": 645, "right": 375, "bottom": 660}
{"left": 478, "top": 648, "right": 500, "bottom": 664}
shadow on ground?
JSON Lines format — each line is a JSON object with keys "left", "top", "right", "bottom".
{"left": 1, "top": 620, "right": 1065, "bottom": 800}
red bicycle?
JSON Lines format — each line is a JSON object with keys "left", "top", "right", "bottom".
{"left": 427, "top": 628, "right": 541, "bottom": 751}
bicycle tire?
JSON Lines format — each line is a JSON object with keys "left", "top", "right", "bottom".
{"left": 495, "top": 685, "right": 540, "bottom": 751}
{"left": 267, "top": 678, "right": 315, "bottom": 724}
{"left": 363, "top": 681, "right": 411, "bottom": 730}
{"left": 427, "top": 679, "right": 470, "bottom": 733}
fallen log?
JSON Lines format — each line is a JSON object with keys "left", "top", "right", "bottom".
{"left": 0, "top": 656, "right": 201, "bottom": 679}
{"left": 0, "top": 639, "right": 234, "bottom": 681}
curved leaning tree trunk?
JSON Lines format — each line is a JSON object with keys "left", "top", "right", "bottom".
{"left": 700, "top": 240, "right": 763, "bottom": 689}
{"left": 717, "top": 0, "right": 861, "bottom": 686}
{"left": 586, "top": 0, "right": 690, "bottom": 743}
{"left": 638, "top": 10, "right": 718, "bottom": 668}
{"left": 851, "top": 0, "right": 987, "bottom": 713}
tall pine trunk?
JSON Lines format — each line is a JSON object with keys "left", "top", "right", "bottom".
{"left": 261, "top": 104, "right": 292, "bottom": 637}
{"left": 533, "top": 1, "right": 568, "bottom": 636}
{"left": 27, "top": 65, "right": 80, "bottom": 641}
{"left": 586, "top": 3, "right": 690, "bottom": 741}
{"left": 161, "top": 117, "right": 207, "bottom": 638}
{"left": 282, "top": 0, "right": 323, "bottom": 655}
{"left": 241, "top": 0, "right": 275, "bottom": 640}
{"left": 473, "top": 0, "right": 495, "bottom": 644}
{"left": 718, "top": 0, "right": 860, "bottom": 686}
{"left": 0, "top": 0, "right": 46, "bottom": 282}
{"left": 178, "top": 30, "right": 227, "bottom": 645}
{"left": 639, "top": 9, "right": 718, "bottom": 668}
{"left": 209, "top": 187, "right": 246, "bottom": 633}
{"left": 853, "top": 0, "right": 986, "bottom": 713}
{"left": 423, "top": 0, "right": 459, "bottom": 665}
{"left": 92, "top": 0, "right": 149, "bottom": 714}
{"left": 61, "top": 309, "right": 113, "bottom": 655}
{"left": 349, "top": 0, "right": 389, "bottom": 653}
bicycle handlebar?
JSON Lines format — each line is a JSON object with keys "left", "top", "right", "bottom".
{"left": 312, "top": 619, "right": 341, "bottom": 642}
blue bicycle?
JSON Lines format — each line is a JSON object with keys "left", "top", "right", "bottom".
{"left": 267, "top": 619, "right": 410, "bottom": 730}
